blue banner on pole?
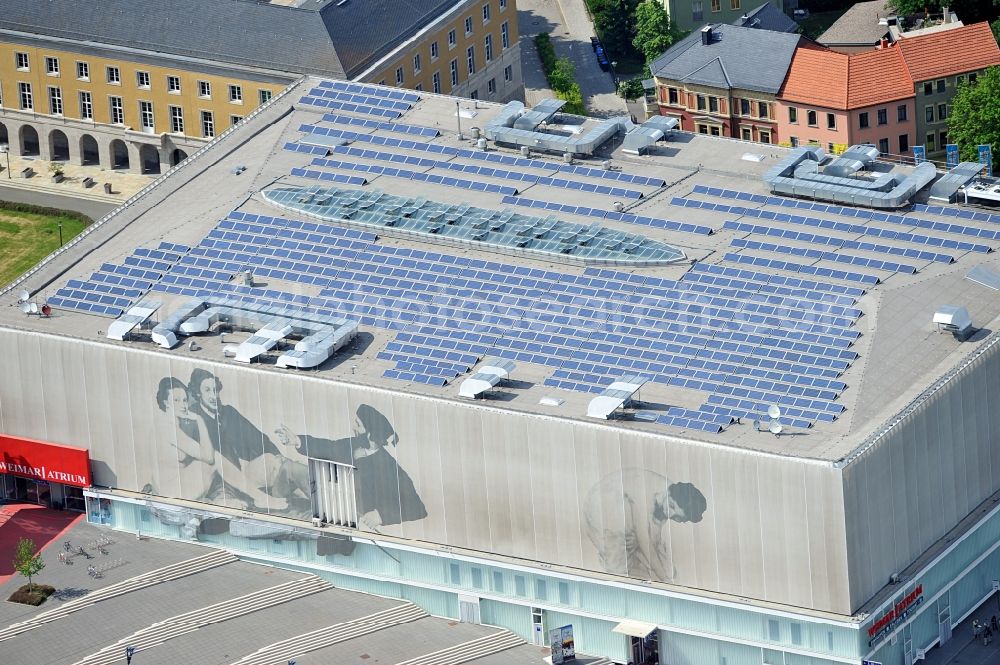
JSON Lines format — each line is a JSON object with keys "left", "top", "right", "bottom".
{"left": 912, "top": 145, "right": 926, "bottom": 164}
{"left": 978, "top": 144, "right": 992, "bottom": 176}
{"left": 946, "top": 144, "right": 959, "bottom": 168}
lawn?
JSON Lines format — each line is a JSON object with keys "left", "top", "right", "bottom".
{"left": 0, "top": 205, "right": 90, "bottom": 288}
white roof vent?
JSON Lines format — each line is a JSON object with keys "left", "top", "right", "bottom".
{"left": 459, "top": 357, "right": 516, "bottom": 398}
{"left": 933, "top": 305, "right": 973, "bottom": 339}
{"left": 587, "top": 375, "right": 649, "bottom": 419}
{"left": 106, "top": 299, "right": 161, "bottom": 341}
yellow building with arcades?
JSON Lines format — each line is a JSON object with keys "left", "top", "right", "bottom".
{"left": 0, "top": 0, "right": 521, "bottom": 175}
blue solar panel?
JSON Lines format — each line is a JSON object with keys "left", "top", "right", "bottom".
{"left": 307, "top": 87, "right": 412, "bottom": 112}
{"left": 317, "top": 79, "right": 421, "bottom": 104}
{"left": 298, "top": 96, "right": 403, "bottom": 119}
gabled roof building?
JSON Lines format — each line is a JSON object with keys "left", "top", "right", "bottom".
{"left": 0, "top": 0, "right": 522, "bottom": 175}
{"left": 731, "top": 1, "right": 800, "bottom": 34}
{"left": 650, "top": 23, "right": 804, "bottom": 143}
{"left": 895, "top": 21, "right": 1000, "bottom": 160}
{"left": 776, "top": 41, "right": 916, "bottom": 156}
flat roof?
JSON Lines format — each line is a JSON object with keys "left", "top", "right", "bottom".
{"left": 6, "top": 76, "right": 1000, "bottom": 463}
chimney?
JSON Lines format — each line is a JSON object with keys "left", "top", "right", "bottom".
{"left": 942, "top": 6, "right": 949, "bottom": 23}
{"left": 878, "top": 37, "right": 889, "bottom": 49}
{"left": 701, "top": 25, "right": 713, "bottom": 45}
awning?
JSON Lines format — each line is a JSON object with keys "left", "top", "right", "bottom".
{"left": 612, "top": 620, "right": 658, "bottom": 638}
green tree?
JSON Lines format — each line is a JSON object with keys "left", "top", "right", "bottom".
{"left": 618, "top": 78, "right": 646, "bottom": 101}
{"left": 633, "top": 0, "right": 679, "bottom": 64}
{"left": 12, "top": 538, "right": 45, "bottom": 593}
{"left": 888, "top": 0, "right": 999, "bottom": 23}
{"left": 948, "top": 66, "right": 1000, "bottom": 173}
{"left": 992, "top": 17, "right": 1000, "bottom": 43}
{"left": 590, "top": 0, "right": 641, "bottom": 60}
{"left": 549, "top": 57, "right": 577, "bottom": 94}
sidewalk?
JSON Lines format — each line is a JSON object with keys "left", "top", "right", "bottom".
{"left": 0, "top": 152, "right": 150, "bottom": 206}
{"left": 918, "top": 597, "right": 1000, "bottom": 665}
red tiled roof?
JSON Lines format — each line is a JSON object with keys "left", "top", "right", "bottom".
{"left": 779, "top": 42, "right": 849, "bottom": 109}
{"left": 896, "top": 22, "right": 1000, "bottom": 81}
{"left": 847, "top": 46, "right": 913, "bottom": 108}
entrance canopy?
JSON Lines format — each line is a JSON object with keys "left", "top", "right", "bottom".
{"left": 612, "top": 619, "right": 658, "bottom": 638}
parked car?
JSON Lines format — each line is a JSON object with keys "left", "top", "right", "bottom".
{"left": 590, "top": 36, "right": 601, "bottom": 51}
{"left": 595, "top": 46, "right": 610, "bottom": 71}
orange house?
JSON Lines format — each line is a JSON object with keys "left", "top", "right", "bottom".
{"left": 776, "top": 42, "right": 916, "bottom": 158}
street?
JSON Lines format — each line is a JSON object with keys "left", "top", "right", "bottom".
{"left": 0, "top": 182, "right": 117, "bottom": 221}
{"left": 517, "top": 0, "right": 627, "bottom": 117}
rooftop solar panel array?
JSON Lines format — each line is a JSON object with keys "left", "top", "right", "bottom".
{"left": 676, "top": 196, "right": 996, "bottom": 250}
{"left": 299, "top": 96, "right": 403, "bottom": 119}
{"left": 914, "top": 202, "right": 1000, "bottom": 225}
{"left": 316, "top": 79, "right": 421, "bottom": 104}
{"left": 688, "top": 185, "right": 1000, "bottom": 245}
{"left": 130, "top": 205, "right": 867, "bottom": 432}
{"left": 50, "top": 246, "right": 186, "bottom": 318}
{"left": 296, "top": 160, "right": 520, "bottom": 196}
{"left": 311, "top": 145, "right": 646, "bottom": 199}
{"left": 306, "top": 87, "right": 412, "bottom": 113}
{"left": 320, "top": 113, "right": 439, "bottom": 138}
{"left": 296, "top": 123, "right": 665, "bottom": 187}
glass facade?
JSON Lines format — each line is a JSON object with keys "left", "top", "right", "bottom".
{"left": 87, "top": 491, "right": 1000, "bottom": 665}
{"left": 89, "top": 493, "right": 860, "bottom": 664}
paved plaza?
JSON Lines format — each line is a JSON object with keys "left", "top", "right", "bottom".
{"left": 0, "top": 505, "right": 604, "bottom": 665}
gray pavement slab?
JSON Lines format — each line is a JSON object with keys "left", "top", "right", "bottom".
{"left": 121, "top": 587, "right": 399, "bottom": 665}
{"left": 0, "top": 183, "right": 118, "bottom": 221}
{"left": 295, "top": 615, "right": 501, "bottom": 664}
{"left": 0, "top": 518, "right": 211, "bottom": 626}
{"left": 1, "top": 560, "right": 302, "bottom": 665}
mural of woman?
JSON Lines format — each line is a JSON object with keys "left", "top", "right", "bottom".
{"left": 153, "top": 376, "right": 216, "bottom": 496}
{"left": 583, "top": 469, "right": 707, "bottom": 582}
{"left": 169, "top": 369, "right": 300, "bottom": 514}
{"left": 289, "top": 403, "right": 427, "bottom": 530}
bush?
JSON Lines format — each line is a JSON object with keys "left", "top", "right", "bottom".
{"left": 534, "top": 32, "right": 585, "bottom": 113}
{"left": 0, "top": 200, "right": 92, "bottom": 225}
{"left": 8, "top": 584, "right": 55, "bottom": 606}
{"left": 534, "top": 33, "right": 558, "bottom": 74}
{"left": 557, "top": 84, "right": 587, "bottom": 115}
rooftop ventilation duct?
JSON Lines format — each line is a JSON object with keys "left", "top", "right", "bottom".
{"left": 763, "top": 145, "right": 936, "bottom": 209}
{"left": 106, "top": 299, "right": 161, "bottom": 341}
{"left": 484, "top": 100, "right": 631, "bottom": 156}
{"left": 150, "top": 298, "right": 357, "bottom": 368}
{"left": 587, "top": 375, "right": 650, "bottom": 419}
{"left": 622, "top": 116, "right": 678, "bottom": 155}
{"left": 459, "top": 357, "right": 517, "bottom": 398}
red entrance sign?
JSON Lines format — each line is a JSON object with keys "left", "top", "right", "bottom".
{"left": 0, "top": 434, "right": 91, "bottom": 488}
{"left": 868, "top": 585, "right": 923, "bottom": 638}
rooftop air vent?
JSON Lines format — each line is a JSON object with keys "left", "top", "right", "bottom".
{"left": 587, "top": 375, "right": 649, "bottom": 419}
{"left": 459, "top": 358, "right": 516, "bottom": 398}
{"left": 933, "top": 305, "right": 973, "bottom": 340}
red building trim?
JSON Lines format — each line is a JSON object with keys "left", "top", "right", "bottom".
{"left": 0, "top": 434, "right": 91, "bottom": 487}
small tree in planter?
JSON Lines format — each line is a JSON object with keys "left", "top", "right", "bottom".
{"left": 9, "top": 538, "right": 53, "bottom": 606}
{"left": 48, "top": 162, "right": 65, "bottom": 183}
